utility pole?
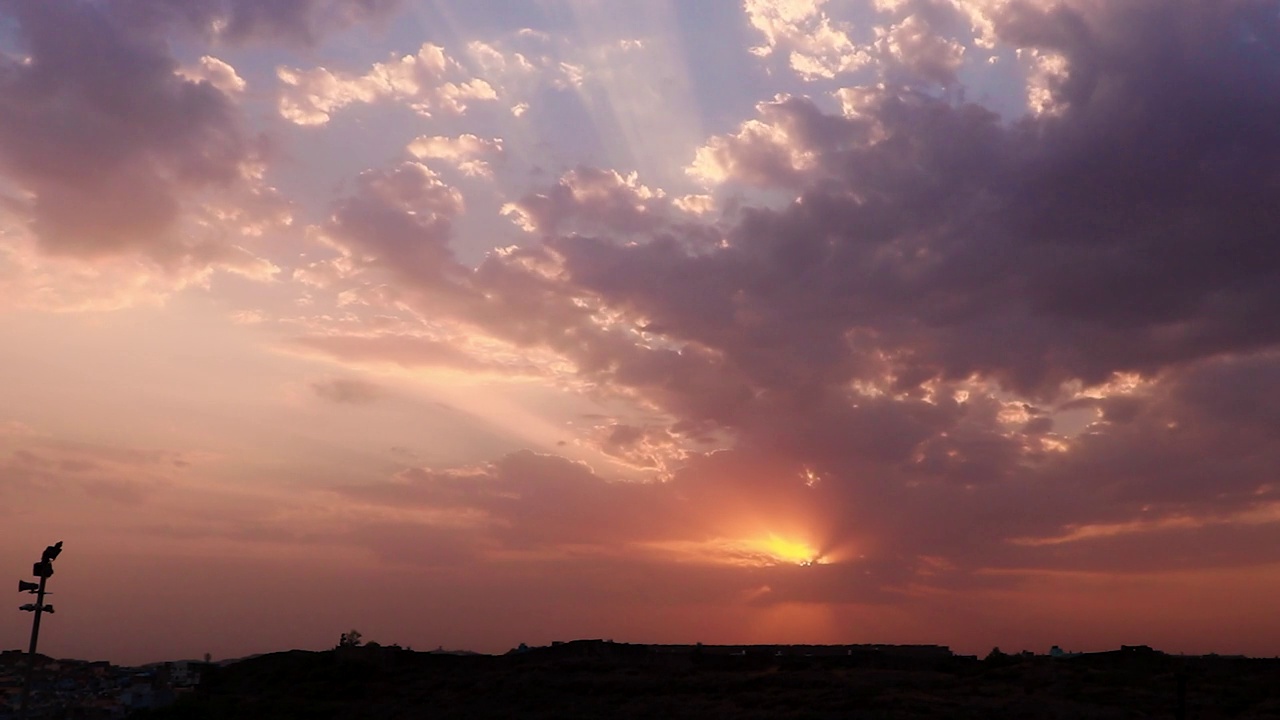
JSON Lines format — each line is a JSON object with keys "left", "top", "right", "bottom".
{"left": 17, "top": 541, "right": 62, "bottom": 720}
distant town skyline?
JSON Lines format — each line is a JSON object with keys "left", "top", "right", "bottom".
{"left": 3, "top": 0, "right": 1280, "bottom": 665}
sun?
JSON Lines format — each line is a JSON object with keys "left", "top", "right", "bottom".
{"left": 651, "top": 532, "right": 831, "bottom": 567}
{"left": 746, "top": 533, "right": 826, "bottom": 567}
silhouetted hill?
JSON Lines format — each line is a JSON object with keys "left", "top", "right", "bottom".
{"left": 128, "top": 641, "right": 1280, "bottom": 719}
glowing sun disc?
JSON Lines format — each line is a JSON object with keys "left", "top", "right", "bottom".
{"left": 748, "top": 534, "right": 825, "bottom": 566}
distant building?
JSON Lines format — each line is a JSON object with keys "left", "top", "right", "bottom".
{"left": 1121, "top": 645, "right": 1156, "bottom": 654}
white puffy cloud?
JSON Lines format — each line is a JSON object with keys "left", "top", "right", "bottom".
{"left": 744, "top": 0, "right": 870, "bottom": 79}
{"left": 276, "top": 43, "right": 497, "bottom": 125}
{"left": 178, "top": 56, "right": 247, "bottom": 95}
{"left": 407, "top": 134, "right": 504, "bottom": 178}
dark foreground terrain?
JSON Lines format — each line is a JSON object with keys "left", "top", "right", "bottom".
{"left": 132, "top": 641, "right": 1279, "bottom": 719}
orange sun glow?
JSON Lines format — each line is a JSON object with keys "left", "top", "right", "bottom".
{"left": 744, "top": 534, "right": 827, "bottom": 566}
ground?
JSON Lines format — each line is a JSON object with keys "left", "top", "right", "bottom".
{"left": 128, "top": 642, "right": 1280, "bottom": 720}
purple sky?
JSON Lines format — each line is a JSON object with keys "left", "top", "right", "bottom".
{"left": 3, "top": 0, "right": 1280, "bottom": 664}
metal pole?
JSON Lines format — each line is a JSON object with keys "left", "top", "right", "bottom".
{"left": 17, "top": 542, "right": 60, "bottom": 720}
{"left": 18, "top": 573, "right": 48, "bottom": 719}
{"left": 27, "top": 572, "right": 48, "bottom": 655}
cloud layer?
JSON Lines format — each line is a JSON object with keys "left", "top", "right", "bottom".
{"left": 301, "top": 0, "right": 1280, "bottom": 590}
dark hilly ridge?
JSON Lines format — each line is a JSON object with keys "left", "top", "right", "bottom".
{"left": 130, "top": 641, "right": 1280, "bottom": 719}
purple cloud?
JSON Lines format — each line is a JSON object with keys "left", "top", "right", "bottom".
{"left": 0, "top": 0, "right": 269, "bottom": 270}
{"left": 298, "top": 0, "right": 1280, "bottom": 596}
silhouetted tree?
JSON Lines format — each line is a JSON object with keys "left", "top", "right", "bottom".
{"left": 338, "top": 629, "right": 363, "bottom": 648}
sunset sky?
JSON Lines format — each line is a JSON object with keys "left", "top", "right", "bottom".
{"left": 3, "top": 0, "right": 1280, "bottom": 665}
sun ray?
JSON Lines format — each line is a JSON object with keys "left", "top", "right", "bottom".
{"left": 563, "top": 0, "right": 706, "bottom": 189}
